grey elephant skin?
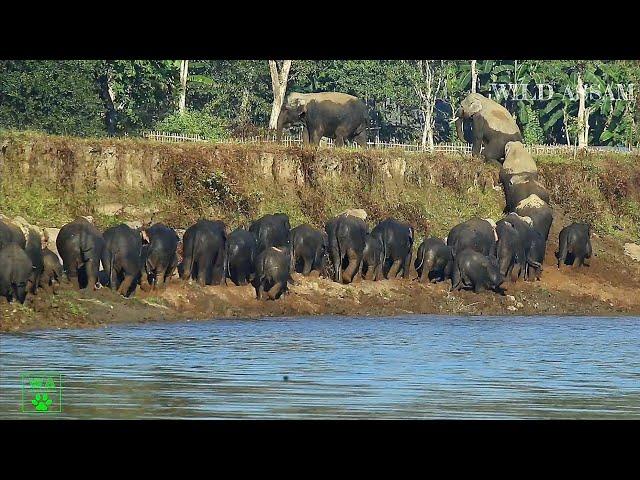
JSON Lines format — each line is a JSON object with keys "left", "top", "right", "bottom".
{"left": 225, "top": 227, "right": 257, "bottom": 286}
{"left": 290, "top": 224, "right": 327, "bottom": 276}
{"left": 325, "top": 214, "right": 369, "bottom": 284}
{"left": 181, "top": 220, "right": 227, "bottom": 286}
{"left": 249, "top": 213, "right": 291, "bottom": 255}
{"left": 455, "top": 93, "right": 522, "bottom": 162}
{"left": 0, "top": 243, "right": 33, "bottom": 304}
{"left": 414, "top": 238, "right": 453, "bottom": 283}
{"left": 557, "top": 223, "right": 592, "bottom": 269}
{"left": 56, "top": 217, "right": 105, "bottom": 290}
{"left": 450, "top": 249, "right": 505, "bottom": 294}
{"left": 447, "top": 218, "right": 497, "bottom": 257}
{"left": 277, "top": 92, "right": 368, "bottom": 147}
{"left": 102, "top": 223, "right": 144, "bottom": 297}
{"left": 141, "top": 223, "right": 180, "bottom": 289}
{"left": 370, "top": 218, "right": 414, "bottom": 279}
{"left": 252, "top": 246, "right": 292, "bottom": 300}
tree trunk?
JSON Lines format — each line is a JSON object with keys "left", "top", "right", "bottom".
{"left": 179, "top": 60, "right": 189, "bottom": 115}
{"left": 563, "top": 108, "right": 571, "bottom": 147}
{"left": 471, "top": 60, "right": 477, "bottom": 93}
{"left": 268, "top": 60, "right": 292, "bottom": 130}
{"left": 576, "top": 72, "right": 587, "bottom": 148}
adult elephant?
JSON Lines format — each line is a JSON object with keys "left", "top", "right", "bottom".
{"left": 276, "top": 92, "right": 368, "bottom": 147}
{"left": 224, "top": 227, "right": 257, "bottom": 286}
{"left": 140, "top": 223, "right": 180, "bottom": 289}
{"left": 369, "top": 218, "right": 414, "bottom": 279}
{"left": 102, "top": 224, "right": 144, "bottom": 297}
{"left": 56, "top": 217, "right": 105, "bottom": 290}
{"left": 0, "top": 243, "right": 33, "bottom": 304}
{"left": 325, "top": 213, "right": 368, "bottom": 284}
{"left": 290, "top": 224, "right": 327, "bottom": 276}
{"left": 455, "top": 93, "right": 522, "bottom": 162}
{"left": 515, "top": 195, "right": 554, "bottom": 243}
{"left": 249, "top": 213, "right": 291, "bottom": 255}
{"left": 447, "top": 218, "right": 497, "bottom": 258}
{"left": 180, "top": 219, "right": 227, "bottom": 286}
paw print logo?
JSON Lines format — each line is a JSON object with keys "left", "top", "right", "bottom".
{"left": 32, "top": 393, "right": 53, "bottom": 411}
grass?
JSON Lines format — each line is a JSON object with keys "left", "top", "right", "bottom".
{"left": 1, "top": 129, "right": 639, "bottom": 243}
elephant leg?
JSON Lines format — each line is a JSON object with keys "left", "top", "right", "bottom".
{"left": 353, "top": 130, "right": 367, "bottom": 148}
{"left": 334, "top": 135, "right": 345, "bottom": 147}
{"left": 342, "top": 249, "right": 361, "bottom": 284}
{"left": 195, "top": 260, "right": 207, "bottom": 286}
{"left": 85, "top": 259, "right": 99, "bottom": 291}
{"left": 387, "top": 259, "right": 402, "bottom": 279}
{"left": 401, "top": 251, "right": 412, "bottom": 279}
{"left": 310, "top": 129, "right": 323, "bottom": 146}
{"left": 330, "top": 246, "right": 341, "bottom": 283}
{"left": 557, "top": 242, "right": 568, "bottom": 269}
{"left": 482, "top": 140, "right": 506, "bottom": 163}
{"left": 302, "top": 258, "right": 312, "bottom": 276}
{"left": 267, "top": 281, "right": 284, "bottom": 300}
{"left": 117, "top": 274, "right": 135, "bottom": 297}
{"left": 255, "top": 282, "right": 264, "bottom": 300}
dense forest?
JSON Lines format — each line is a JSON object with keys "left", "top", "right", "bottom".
{"left": 0, "top": 60, "right": 638, "bottom": 147}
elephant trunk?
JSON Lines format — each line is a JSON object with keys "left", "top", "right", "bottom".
{"left": 455, "top": 107, "right": 465, "bottom": 142}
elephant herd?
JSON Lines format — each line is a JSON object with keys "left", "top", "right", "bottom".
{"left": 0, "top": 92, "right": 595, "bottom": 306}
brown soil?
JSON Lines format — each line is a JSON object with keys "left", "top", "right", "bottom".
{"left": 2, "top": 222, "right": 639, "bottom": 334}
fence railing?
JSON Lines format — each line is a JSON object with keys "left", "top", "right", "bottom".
{"left": 142, "top": 130, "right": 639, "bottom": 156}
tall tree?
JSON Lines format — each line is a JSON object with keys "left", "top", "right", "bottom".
{"left": 178, "top": 60, "right": 189, "bottom": 114}
{"left": 268, "top": 60, "right": 292, "bottom": 130}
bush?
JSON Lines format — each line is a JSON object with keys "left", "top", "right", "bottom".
{"left": 154, "top": 110, "right": 229, "bottom": 141}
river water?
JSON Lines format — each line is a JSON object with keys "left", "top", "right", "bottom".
{"left": 1, "top": 315, "right": 639, "bottom": 419}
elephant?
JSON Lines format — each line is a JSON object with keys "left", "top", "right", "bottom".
{"left": 180, "top": 219, "right": 227, "bottom": 286}
{"left": 501, "top": 141, "right": 538, "bottom": 176}
{"left": 252, "top": 246, "right": 293, "bottom": 300}
{"left": 0, "top": 243, "right": 33, "bottom": 304}
{"left": 515, "top": 195, "right": 554, "bottom": 243}
{"left": 361, "top": 235, "right": 384, "bottom": 281}
{"left": 0, "top": 215, "right": 26, "bottom": 249}
{"left": 39, "top": 247, "right": 63, "bottom": 293}
{"left": 447, "top": 218, "right": 498, "bottom": 258}
{"left": 556, "top": 223, "right": 592, "bottom": 269}
{"left": 499, "top": 214, "right": 544, "bottom": 281}
{"left": 370, "top": 218, "right": 414, "bottom": 279}
{"left": 455, "top": 93, "right": 523, "bottom": 162}
{"left": 249, "top": 213, "right": 291, "bottom": 255}
{"left": 450, "top": 249, "right": 505, "bottom": 294}
{"left": 140, "top": 223, "right": 180, "bottom": 289}
{"left": 414, "top": 238, "right": 454, "bottom": 283}
{"left": 290, "top": 224, "right": 327, "bottom": 276}
{"left": 56, "top": 217, "right": 105, "bottom": 290}
{"left": 224, "top": 227, "right": 257, "bottom": 286}
{"left": 524, "top": 228, "right": 546, "bottom": 281}
{"left": 503, "top": 178, "right": 551, "bottom": 214}
{"left": 325, "top": 213, "right": 368, "bottom": 284}
{"left": 277, "top": 92, "right": 368, "bottom": 147}
{"left": 495, "top": 220, "right": 525, "bottom": 282}
{"left": 102, "top": 224, "right": 144, "bottom": 297}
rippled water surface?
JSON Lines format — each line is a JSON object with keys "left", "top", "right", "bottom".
{"left": 1, "top": 315, "right": 639, "bottom": 419}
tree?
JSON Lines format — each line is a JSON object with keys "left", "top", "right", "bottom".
{"left": 268, "top": 60, "right": 292, "bottom": 130}
{"left": 178, "top": 60, "right": 189, "bottom": 115}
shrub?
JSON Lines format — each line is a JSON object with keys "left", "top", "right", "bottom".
{"left": 154, "top": 110, "right": 229, "bottom": 141}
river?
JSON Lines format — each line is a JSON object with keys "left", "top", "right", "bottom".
{"left": 1, "top": 315, "right": 639, "bottom": 419}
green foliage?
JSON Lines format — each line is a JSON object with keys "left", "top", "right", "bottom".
{"left": 0, "top": 60, "right": 106, "bottom": 136}
{"left": 522, "top": 104, "right": 545, "bottom": 144}
{"left": 154, "top": 109, "right": 229, "bottom": 140}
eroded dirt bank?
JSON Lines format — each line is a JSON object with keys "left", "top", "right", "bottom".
{"left": 3, "top": 217, "right": 639, "bottom": 334}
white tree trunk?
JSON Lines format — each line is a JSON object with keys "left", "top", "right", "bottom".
{"left": 268, "top": 60, "right": 292, "bottom": 130}
{"left": 471, "top": 60, "right": 477, "bottom": 93}
{"left": 576, "top": 72, "right": 587, "bottom": 148}
{"left": 563, "top": 108, "right": 571, "bottom": 147}
{"left": 179, "top": 60, "right": 189, "bottom": 115}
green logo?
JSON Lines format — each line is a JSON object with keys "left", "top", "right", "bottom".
{"left": 20, "top": 372, "right": 62, "bottom": 414}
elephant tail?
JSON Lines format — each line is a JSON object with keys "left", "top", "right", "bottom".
{"left": 223, "top": 241, "right": 230, "bottom": 286}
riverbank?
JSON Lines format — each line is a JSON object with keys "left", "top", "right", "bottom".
{"left": 1, "top": 130, "right": 640, "bottom": 333}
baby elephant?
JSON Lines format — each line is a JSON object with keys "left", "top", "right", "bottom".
{"left": 557, "top": 223, "right": 592, "bottom": 269}
{"left": 39, "top": 248, "right": 63, "bottom": 293}
{"left": 252, "top": 246, "right": 293, "bottom": 300}
{"left": 450, "top": 249, "right": 505, "bottom": 294}
{"left": 414, "top": 238, "right": 454, "bottom": 283}
{"left": 0, "top": 243, "right": 33, "bottom": 304}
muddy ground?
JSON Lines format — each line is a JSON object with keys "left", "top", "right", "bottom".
{"left": 2, "top": 211, "right": 639, "bottom": 334}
